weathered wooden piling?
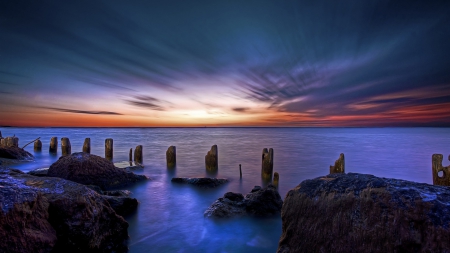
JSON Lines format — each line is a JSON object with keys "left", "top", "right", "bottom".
{"left": 262, "top": 148, "right": 274, "bottom": 178}
{"left": 166, "top": 146, "right": 176, "bottom": 167}
{"left": 273, "top": 172, "right": 279, "bottom": 188}
{"left": 239, "top": 164, "right": 242, "bottom": 178}
{"left": 205, "top": 145, "right": 218, "bottom": 170}
{"left": 0, "top": 138, "right": 4, "bottom": 147}
{"left": 49, "top": 137, "right": 58, "bottom": 153}
{"left": 61, "top": 137, "right": 71, "bottom": 156}
{"left": 134, "top": 145, "right": 143, "bottom": 164}
{"left": 330, "top": 153, "right": 345, "bottom": 174}
{"left": 82, "top": 138, "right": 90, "bottom": 153}
{"left": 129, "top": 148, "right": 133, "bottom": 161}
{"left": 34, "top": 139, "right": 42, "bottom": 151}
{"left": 3, "top": 136, "right": 19, "bottom": 147}
{"left": 432, "top": 154, "right": 450, "bottom": 186}
{"left": 105, "top": 138, "right": 113, "bottom": 160}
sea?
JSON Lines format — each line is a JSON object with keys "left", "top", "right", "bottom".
{"left": 2, "top": 127, "right": 450, "bottom": 253}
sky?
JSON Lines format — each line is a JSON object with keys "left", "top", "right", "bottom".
{"left": 1, "top": 0, "right": 450, "bottom": 127}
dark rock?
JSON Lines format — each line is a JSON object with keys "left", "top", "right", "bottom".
{"left": 204, "top": 184, "right": 283, "bottom": 218}
{"left": 47, "top": 152, "right": 147, "bottom": 190}
{"left": 224, "top": 192, "right": 244, "bottom": 201}
{"left": 103, "top": 196, "right": 138, "bottom": 216}
{"left": 277, "top": 173, "right": 450, "bottom": 253}
{"left": 171, "top": 177, "right": 228, "bottom": 188}
{"left": 103, "top": 190, "right": 132, "bottom": 197}
{"left": 0, "top": 167, "right": 128, "bottom": 253}
{"left": 0, "top": 146, "right": 33, "bottom": 160}
{"left": 27, "top": 168, "right": 49, "bottom": 177}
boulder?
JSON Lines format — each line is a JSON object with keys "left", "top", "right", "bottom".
{"left": 28, "top": 168, "right": 49, "bottom": 177}
{"left": 103, "top": 196, "right": 138, "bottom": 216}
{"left": 0, "top": 146, "right": 33, "bottom": 160}
{"left": 47, "top": 152, "right": 147, "bottom": 190}
{"left": 204, "top": 184, "right": 283, "bottom": 218}
{"left": 277, "top": 173, "right": 450, "bottom": 253}
{"left": 171, "top": 177, "right": 228, "bottom": 188}
{"left": 0, "top": 167, "right": 129, "bottom": 253}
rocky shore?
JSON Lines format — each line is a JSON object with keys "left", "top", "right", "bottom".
{"left": 0, "top": 167, "right": 129, "bottom": 253}
{"left": 277, "top": 173, "right": 450, "bottom": 253}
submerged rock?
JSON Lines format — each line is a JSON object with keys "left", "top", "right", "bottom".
{"left": 0, "top": 167, "right": 129, "bottom": 253}
{"left": 171, "top": 177, "right": 228, "bottom": 188}
{"left": 0, "top": 146, "right": 33, "bottom": 160}
{"left": 277, "top": 173, "right": 450, "bottom": 253}
{"left": 204, "top": 184, "right": 283, "bottom": 218}
{"left": 47, "top": 152, "right": 147, "bottom": 190}
{"left": 27, "top": 168, "right": 49, "bottom": 177}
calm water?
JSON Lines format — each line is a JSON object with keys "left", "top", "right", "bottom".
{"left": 2, "top": 127, "right": 450, "bottom": 253}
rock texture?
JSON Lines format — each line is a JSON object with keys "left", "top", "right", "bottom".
{"left": 47, "top": 152, "right": 147, "bottom": 190}
{"left": 0, "top": 167, "right": 129, "bottom": 253}
{"left": 278, "top": 173, "right": 450, "bottom": 253}
{"left": 171, "top": 177, "right": 228, "bottom": 188}
{"left": 204, "top": 184, "right": 283, "bottom": 218}
{"left": 0, "top": 146, "right": 33, "bottom": 160}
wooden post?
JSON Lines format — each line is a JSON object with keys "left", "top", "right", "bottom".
{"left": 330, "top": 153, "right": 345, "bottom": 174}
{"left": 83, "top": 138, "right": 90, "bottom": 153}
{"left": 166, "top": 146, "right": 176, "bottom": 167}
{"left": 273, "top": 172, "right": 279, "bottom": 188}
{"left": 129, "top": 148, "right": 132, "bottom": 162}
{"left": 105, "top": 138, "right": 113, "bottom": 160}
{"left": 239, "top": 164, "right": 242, "bottom": 178}
{"left": 205, "top": 145, "right": 218, "bottom": 171}
{"left": 134, "top": 145, "right": 143, "bottom": 164}
{"left": 262, "top": 148, "right": 274, "bottom": 179}
{"left": 49, "top": 137, "right": 58, "bottom": 153}
{"left": 61, "top": 137, "right": 71, "bottom": 156}
{"left": 432, "top": 154, "right": 450, "bottom": 186}
{"left": 34, "top": 139, "right": 42, "bottom": 151}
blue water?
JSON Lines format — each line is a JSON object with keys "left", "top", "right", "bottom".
{"left": 2, "top": 127, "right": 450, "bottom": 252}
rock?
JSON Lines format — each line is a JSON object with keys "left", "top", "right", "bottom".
{"left": 103, "top": 190, "right": 132, "bottom": 197}
{"left": 0, "top": 146, "right": 33, "bottom": 160}
{"left": 171, "top": 177, "right": 228, "bottom": 188}
{"left": 114, "top": 161, "right": 144, "bottom": 171}
{"left": 103, "top": 196, "right": 138, "bottom": 216}
{"left": 47, "top": 152, "right": 147, "bottom": 190}
{"left": 0, "top": 167, "right": 129, "bottom": 253}
{"left": 27, "top": 168, "right": 49, "bottom": 177}
{"left": 329, "top": 153, "right": 345, "bottom": 174}
{"left": 277, "top": 173, "right": 450, "bottom": 253}
{"left": 204, "top": 184, "right": 283, "bottom": 218}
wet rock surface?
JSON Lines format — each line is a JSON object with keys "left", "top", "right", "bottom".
{"left": 171, "top": 177, "right": 228, "bottom": 188}
{"left": 204, "top": 184, "right": 283, "bottom": 218}
{"left": 27, "top": 168, "right": 49, "bottom": 177}
{"left": 278, "top": 173, "right": 450, "bottom": 253}
{"left": 47, "top": 152, "right": 147, "bottom": 190}
{"left": 0, "top": 146, "right": 33, "bottom": 160}
{"left": 0, "top": 167, "right": 129, "bottom": 253}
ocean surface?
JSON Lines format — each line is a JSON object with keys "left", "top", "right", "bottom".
{"left": 2, "top": 127, "right": 450, "bottom": 253}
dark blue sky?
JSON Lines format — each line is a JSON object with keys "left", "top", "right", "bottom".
{"left": 1, "top": 0, "right": 449, "bottom": 126}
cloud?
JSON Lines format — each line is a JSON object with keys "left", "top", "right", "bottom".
{"left": 124, "top": 95, "right": 166, "bottom": 111}
{"left": 232, "top": 107, "right": 249, "bottom": 113}
{"left": 44, "top": 107, "right": 122, "bottom": 115}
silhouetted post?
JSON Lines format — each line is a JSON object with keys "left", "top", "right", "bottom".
{"left": 129, "top": 148, "right": 133, "bottom": 161}
{"left": 330, "top": 153, "right": 345, "bottom": 174}
{"left": 4, "top": 137, "right": 19, "bottom": 147}
{"left": 205, "top": 145, "right": 218, "bottom": 171}
{"left": 0, "top": 138, "right": 4, "bottom": 147}
{"left": 239, "top": 164, "right": 242, "bottom": 178}
{"left": 49, "top": 137, "right": 58, "bottom": 153}
{"left": 134, "top": 145, "right": 143, "bottom": 164}
{"left": 34, "top": 139, "right": 42, "bottom": 151}
{"left": 262, "top": 148, "right": 274, "bottom": 179}
{"left": 61, "top": 137, "right": 71, "bottom": 156}
{"left": 83, "top": 138, "right": 91, "bottom": 153}
{"left": 105, "top": 138, "right": 113, "bottom": 160}
{"left": 166, "top": 146, "right": 176, "bottom": 167}
{"left": 432, "top": 154, "right": 450, "bottom": 186}
{"left": 0, "top": 131, "right": 2, "bottom": 138}
{"left": 273, "top": 172, "right": 279, "bottom": 189}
